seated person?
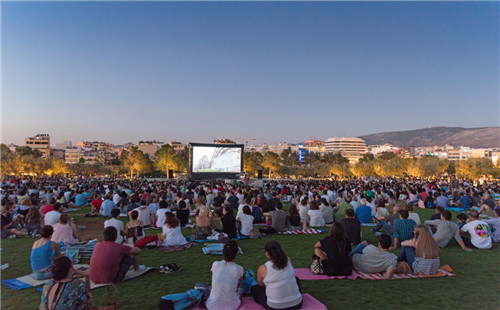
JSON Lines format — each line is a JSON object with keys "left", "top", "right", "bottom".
{"left": 52, "top": 214, "right": 79, "bottom": 244}
{"left": 220, "top": 206, "right": 237, "bottom": 238}
{"left": 342, "top": 209, "right": 361, "bottom": 247}
{"left": 206, "top": 240, "right": 244, "bottom": 310}
{"left": 42, "top": 198, "right": 56, "bottom": 215}
{"left": 251, "top": 202, "right": 264, "bottom": 224}
{"left": 355, "top": 199, "right": 372, "bottom": 224}
{"left": 40, "top": 256, "right": 90, "bottom": 310}
{"left": 350, "top": 234, "right": 397, "bottom": 280}
{"left": 31, "top": 226, "right": 62, "bottom": 280}
{"left": 89, "top": 227, "right": 143, "bottom": 284}
{"left": 390, "top": 210, "right": 416, "bottom": 250}
{"left": 456, "top": 213, "right": 468, "bottom": 230}
{"left": 155, "top": 200, "right": 170, "bottom": 228}
{"left": 424, "top": 210, "right": 471, "bottom": 251}
{"left": 429, "top": 206, "right": 444, "bottom": 221}
{"left": 104, "top": 209, "right": 125, "bottom": 244}
{"left": 45, "top": 203, "right": 62, "bottom": 227}
{"left": 260, "top": 202, "right": 287, "bottom": 235}
{"left": 454, "top": 192, "right": 471, "bottom": 209}
{"left": 1, "top": 204, "right": 29, "bottom": 238}
{"left": 162, "top": 212, "right": 188, "bottom": 247}
{"left": 236, "top": 205, "right": 254, "bottom": 237}
{"left": 313, "top": 222, "right": 353, "bottom": 276}
{"left": 308, "top": 201, "right": 325, "bottom": 227}
{"left": 130, "top": 201, "right": 154, "bottom": 228}
{"left": 17, "top": 199, "right": 32, "bottom": 217}
{"left": 25, "top": 205, "right": 44, "bottom": 236}
{"left": 397, "top": 225, "right": 441, "bottom": 275}
{"left": 286, "top": 204, "right": 302, "bottom": 231}
{"left": 406, "top": 205, "right": 421, "bottom": 225}
{"left": 476, "top": 193, "right": 498, "bottom": 217}
{"left": 319, "top": 198, "right": 334, "bottom": 224}
{"left": 484, "top": 208, "right": 500, "bottom": 243}
{"left": 124, "top": 210, "right": 144, "bottom": 245}
{"left": 195, "top": 206, "right": 216, "bottom": 240}
{"left": 176, "top": 200, "right": 190, "bottom": 227}
{"left": 252, "top": 241, "right": 302, "bottom": 310}
{"left": 371, "top": 206, "right": 400, "bottom": 235}
{"left": 100, "top": 195, "right": 117, "bottom": 217}
{"left": 460, "top": 210, "right": 492, "bottom": 249}
{"left": 210, "top": 202, "right": 224, "bottom": 217}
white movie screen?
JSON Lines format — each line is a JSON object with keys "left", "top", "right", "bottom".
{"left": 192, "top": 146, "right": 242, "bottom": 173}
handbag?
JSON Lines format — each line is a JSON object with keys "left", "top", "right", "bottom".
{"left": 310, "top": 255, "right": 324, "bottom": 275}
{"left": 158, "top": 289, "right": 203, "bottom": 310}
{"left": 87, "top": 283, "right": 119, "bottom": 310}
{"left": 241, "top": 269, "right": 257, "bottom": 294}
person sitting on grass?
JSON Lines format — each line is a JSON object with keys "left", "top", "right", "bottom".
{"left": 298, "top": 199, "right": 310, "bottom": 230}
{"left": 42, "top": 198, "right": 56, "bottom": 215}
{"left": 206, "top": 240, "right": 244, "bottom": 310}
{"left": 312, "top": 222, "right": 353, "bottom": 276}
{"left": 90, "top": 191, "right": 103, "bottom": 216}
{"left": 350, "top": 234, "right": 397, "bottom": 280}
{"left": 397, "top": 225, "right": 441, "bottom": 275}
{"left": 176, "top": 200, "right": 191, "bottom": 227}
{"left": 155, "top": 200, "right": 170, "bottom": 228}
{"left": 195, "top": 206, "right": 216, "bottom": 240}
{"left": 162, "top": 212, "right": 188, "bottom": 247}
{"left": 319, "top": 198, "right": 334, "bottom": 224}
{"left": 484, "top": 208, "right": 500, "bottom": 243}
{"left": 101, "top": 194, "right": 117, "bottom": 217}
{"left": 44, "top": 203, "right": 62, "bottom": 227}
{"left": 89, "top": 226, "right": 143, "bottom": 284}
{"left": 390, "top": 210, "right": 416, "bottom": 250}
{"left": 1, "top": 204, "right": 29, "bottom": 238}
{"left": 260, "top": 201, "right": 287, "bottom": 235}
{"left": 424, "top": 210, "right": 471, "bottom": 251}
{"left": 104, "top": 209, "right": 125, "bottom": 244}
{"left": 341, "top": 208, "right": 361, "bottom": 247}
{"left": 237, "top": 205, "right": 254, "bottom": 237}
{"left": 372, "top": 205, "right": 400, "bottom": 236}
{"left": 124, "top": 210, "right": 145, "bottom": 245}
{"left": 456, "top": 213, "right": 468, "bottom": 230}
{"left": 51, "top": 214, "right": 79, "bottom": 244}
{"left": 355, "top": 199, "right": 372, "bottom": 224}
{"left": 221, "top": 206, "right": 238, "bottom": 238}
{"left": 31, "top": 225, "right": 62, "bottom": 280}
{"left": 460, "top": 210, "right": 492, "bottom": 249}
{"left": 430, "top": 206, "right": 444, "bottom": 221}
{"left": 406, "top": 204, "right": 421, "bottom": 225}
{"left": 475, "top": 193, "right": 498, "bottom": 217}
{"left": 40, "top": 256, "right": 90, "bottom": 310}
{"left": 252, "top": 240, "right": 303, "bottom": 310}
{"left": 308, "top": 201, "right": 325, "bottom": 228}
{"left": 25, "top": 205, "right": 44, "bottom": 236}
{"left": 286, "top": 204, "right": 302, "bottom": 231}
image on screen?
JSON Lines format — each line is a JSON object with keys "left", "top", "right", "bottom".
{"left": 192, "top": 146, "right": 242, "bottom": 173}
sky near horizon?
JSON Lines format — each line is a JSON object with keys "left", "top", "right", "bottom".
{"left": 2, "top": 1, "right": 499, "bottom": 146}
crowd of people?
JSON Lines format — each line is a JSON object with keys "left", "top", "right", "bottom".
{"left": 1, "top": 175, "right": 499, "bottom": 309}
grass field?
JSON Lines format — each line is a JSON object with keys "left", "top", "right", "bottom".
{"left": 1, "top": 207, "right": 499, "bottom": 310}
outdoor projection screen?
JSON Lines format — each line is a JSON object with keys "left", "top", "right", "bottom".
{"left": 189, "top": 143, "right": 244, "bottom": 179}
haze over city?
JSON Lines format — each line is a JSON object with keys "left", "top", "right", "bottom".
{"left": 2, "top": 1, "right": 499, "bottom": 145}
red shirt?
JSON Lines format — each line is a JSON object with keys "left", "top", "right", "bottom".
{"left": 42, "top": 204, "right": 54, "bottom": 215}
{"left": 91, "top": 199, "right": 103, "bottom": 212}
{"left": 89, "top": 241, "right": 132, "bottom": 284}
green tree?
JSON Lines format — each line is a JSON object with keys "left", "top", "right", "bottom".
{"left": 359, "top": 153, "right": 375, "bottom": 163}
{"left": 378, "top": 151, "right": 397, "bottom": 161}
{"left": 244, "top": 152, "right": 263, "bottom": 176}
{"left": 455, "top": 158, "right": 494, "bottom": 180}
{"left": 351, "top": 160, "right": 375, "bottom": 178}
{"left": 15, "top": 146, "right": 43, "bottom": 158}
{"left": 154, "top": 144, "right": 179, "bottom": 176}
{"left": 121, "top": 147, "right": 153, "bottom": 178}
{"left": 280, "top": 148, "right": 299, "bottom": 166}
{"left": 323, "top": 152, "right": 349, "bottom": 165}
{"left": 262, "top": 151, "right": 281, "bottom": 177}
{"left": 330, "top": 163, "right": 351, "bottom": 177}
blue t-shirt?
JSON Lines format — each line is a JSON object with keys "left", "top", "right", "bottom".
{"left": 75, "top": 194, "right": 86, "bottom": 207}
{"left": 101, "top": 200, "right": 117, "bottom": 217}
{"left": 355, "top": 205, "right": 372, "bottom": 224}
{"left": 459, "top": 196, "right": 471, "bottom": 209}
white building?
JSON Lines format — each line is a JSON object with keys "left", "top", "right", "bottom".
{"left": 65, "top": 147, "right": 82, "bottom": 164}
{"left": 25, "top": 134, "right": 51, "bottom": 158}
{"left": 324, "top": 137, "right": 368, "bottom": 163}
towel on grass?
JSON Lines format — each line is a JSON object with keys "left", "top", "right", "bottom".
{"left": 202, "top": 243, "right": 243, "bottom": 255}
{"left": 2, "top": 264, "right": 154, "bottom": 290}
{"left": 192, "top": 293, "right": 326, "bottom": 310}
{"left": 277, "top": 229, "right": 325, "bottom": 235}
{"left": 159, "top": 243, "right": 193, "bottom": 253}
{"left": 295, "top": 265, "right": 455, "bottom": 281}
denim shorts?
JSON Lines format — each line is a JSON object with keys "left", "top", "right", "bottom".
{"left": 33, "top": 269, "right": 52, "bottom": 280}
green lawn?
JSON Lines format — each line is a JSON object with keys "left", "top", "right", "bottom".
{"left": 1, "top": 208, "right": 499, "bottom": 310}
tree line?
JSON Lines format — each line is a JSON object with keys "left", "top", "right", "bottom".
{"left": 1, "top": 144, "right": 499, "bottom": 180}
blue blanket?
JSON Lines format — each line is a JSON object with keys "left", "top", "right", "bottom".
{"left": 2, "top": 279, "right": 33, "bottom": 290}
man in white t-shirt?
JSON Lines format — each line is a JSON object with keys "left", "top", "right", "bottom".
{"left": 131, "top": 202, "right": 154, "bottom": 227}
{"left": 104, "top": 209, "right": 124, "bottom": 244}
{"left": 406, "top": 204, "right": 421, "bottom": 226}
{"left": 44, "top": 204, "right": 62, "bottom": 226}
{"left": 460, "top": 211, "right": 492, "bottom": 249}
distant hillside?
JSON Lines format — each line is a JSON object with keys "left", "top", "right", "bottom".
{"left": 359, "top": 127, "right": 500, "bottom": 148}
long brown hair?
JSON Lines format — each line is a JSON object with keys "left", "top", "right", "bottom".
{"left": 164, "top": 212, "right": 179, "bottom": 228}
{"left": 25, "top": 206, "right": 42, "bottom": 224}
{"left": 414, "top": 225, "right": 440, "bottom": 259}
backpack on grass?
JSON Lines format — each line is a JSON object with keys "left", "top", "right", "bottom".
{"left": 158, "top": 289, "right": 203, "bottom": 310}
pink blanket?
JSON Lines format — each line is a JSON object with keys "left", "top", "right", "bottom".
{"left": 193, "top": 293, "right": 326, "bottom": 310}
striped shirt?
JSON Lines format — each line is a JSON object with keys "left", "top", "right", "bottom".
{"left": 413, "top": 256, "right": 440, "bottom": 275}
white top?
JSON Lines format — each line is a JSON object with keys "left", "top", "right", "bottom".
{"left": 156, "top": 209, "right": 170, "bottom": 228}
{"left": 236, "top": 204, "right": 246, "bottom": 219}
{"left": 367, "top": 202, "right": 377, "bottom": 217}
{"left": 133, "top": 205, "right": 153, "bottom": 227}
{"left": 408, "top": 212, "right": 421, "bottom": 226}
{"left": 104, "top": 218, "right": 124, "bottom": 244}
{"left": 206, "top": 261, "right": 244, "bottom": 310}
{"left": 44, "top": 211, "right": 61, "bottom": 226}
{"left": 237, "top": 193, "right": 245, "bottom": 204}
{"left": 263, "top": 261, "right": 302, "bottom": 309}
{"left": 238, "top": 214, "right": 254, "bottom": 236}
{"left": 320, "top": 204, "right": 334, "bottom": 224}
{"left": 350, "top": 201, "right": 361, "bottom": 211}
{"left": 298, "top": 205, "right": 309, "bottom": 221}
{"left": 461, "top": 220, "right": 492, "bottom": 249}
{"left": 112, "top": 193, "right": 121, "bottom": 205}
{"left": 308, "top": 209, "right": 325, "bottom": 227}
{"left": 162, "top": 225, "right": 188, "bottom": 246}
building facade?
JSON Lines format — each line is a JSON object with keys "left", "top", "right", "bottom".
{"left": 25, "top": 134, "right": 51, "bottom": 158}
{"left": 324, "top": 137, "right": 367, "bottom": 163}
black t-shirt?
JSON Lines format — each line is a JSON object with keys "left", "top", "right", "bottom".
{"left": 1, "top": 215, "right": 12, "bottom": 230}
{"left": 269, "top": 198, "right": 280, "bottom": 211}
{"left": 221, "top": 216, "right": 237, "bottom": 238}
{"left": 430, "top": 213, "right": 441, "bottom": 221}
{"left": 176, "top": 209, "right": 190, "bottom": 226}
{"left": 287, "top": 214, "right": 301, "bottom": 227}
{"left": 484, "top": 198, "right": 495, "bottom": 208}
{"left": 341, "top": 217, "right": 361, "bottom": 246}
{"left": 319, "top": 237, "right": 353, "bottom": 276}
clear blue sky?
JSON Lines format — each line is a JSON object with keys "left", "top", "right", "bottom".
{"left": 2, "top": 1, "right": 499, "bottom": 146}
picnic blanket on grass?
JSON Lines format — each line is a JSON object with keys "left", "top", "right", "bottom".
{"left": 2, "top": 264, "right": 154, "bottom": 290}
{"left": 192, "top": 293, "right": 326, "bottom": 310}
{"left": 295, "top": 265, "right": 455, "bottom": 281}
{"left": 159, "top": 243, "right": 193, "bottom": 253}
{"left": 202, "top": 243, "right": 243, "bottom": 255}
{"left": 277, "top": 229, "right": 325, "bottom": 235}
